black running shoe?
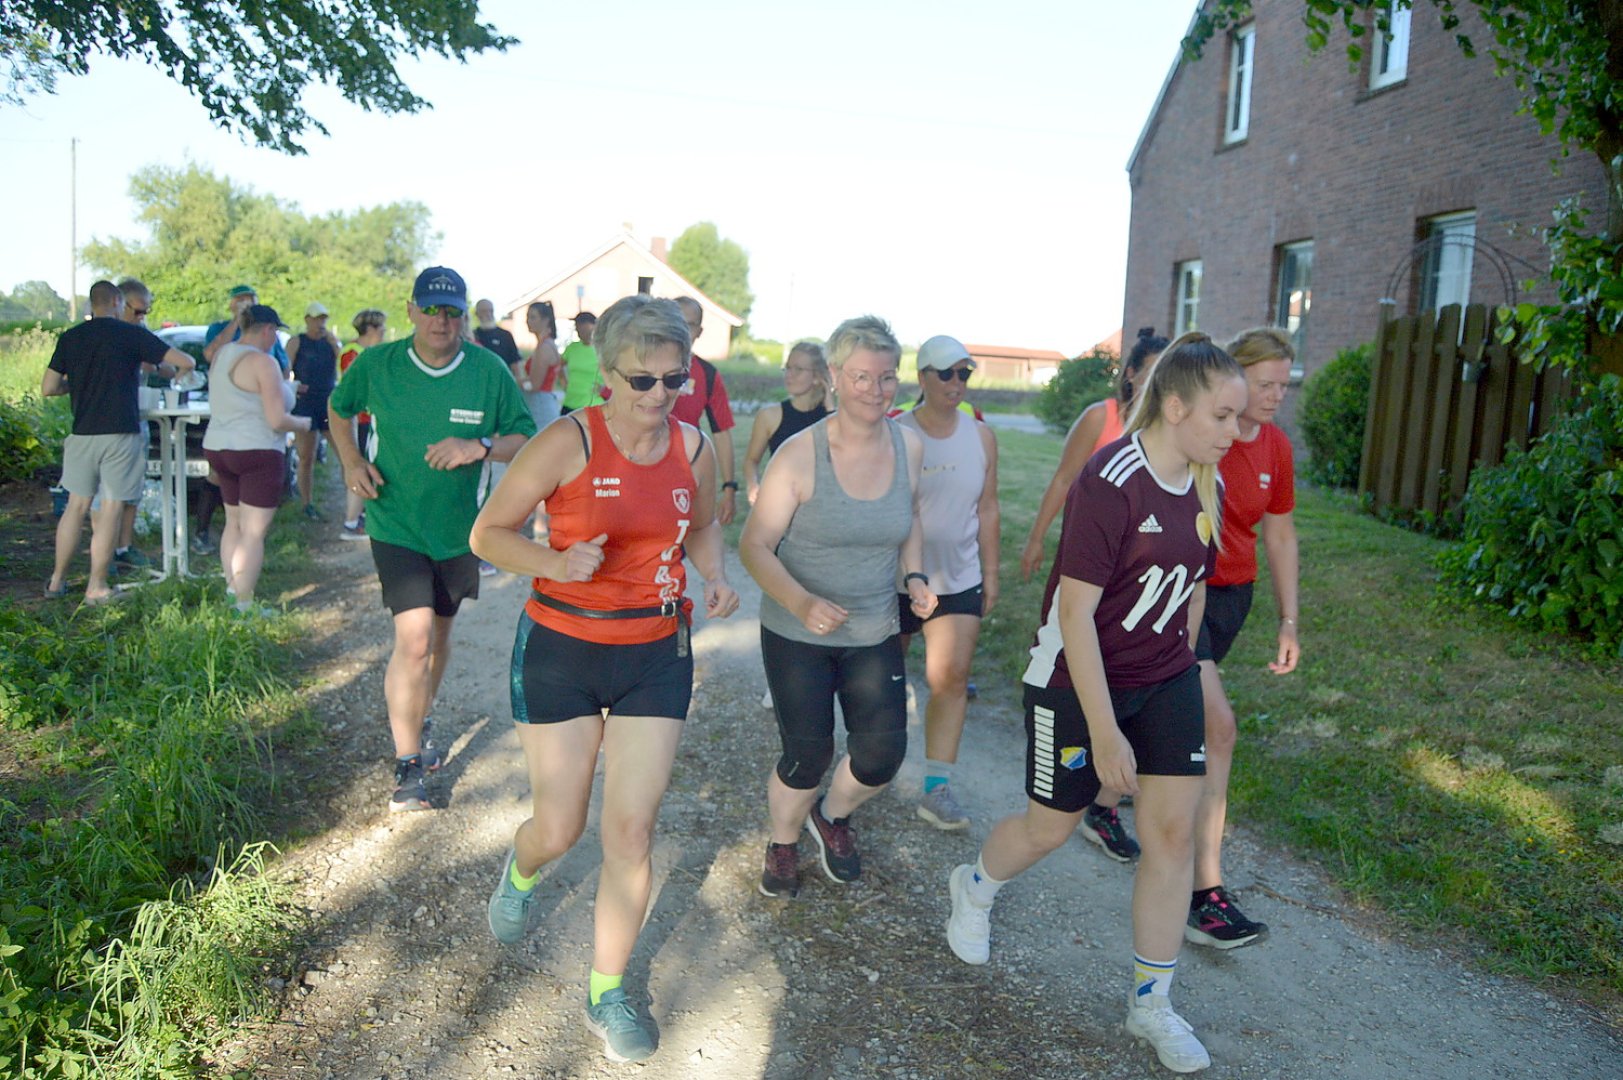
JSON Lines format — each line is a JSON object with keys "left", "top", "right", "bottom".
{"left": 1082, "top": 803, "right": 1141, "bottom": 862}
{"left": 1185, "top": 886, "right": 1269, "bottom": 949}
{"left": 805, "top": 797, "right": 861, "bottom": 883}
{"left": 760, "top": 842, "right": 801, "bottom": 898}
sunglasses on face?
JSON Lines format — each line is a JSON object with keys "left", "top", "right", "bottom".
{"left": 617, "top": 369, "right": 689, "bottom": 392}
{"left": 419, "top": 305, "right": 465, "bottom": 319}
{"left": 933, "top": 367, "right": 973, "bottom": 382}
{"left": 129, "top": 307, "right": 150, "bottom": 318}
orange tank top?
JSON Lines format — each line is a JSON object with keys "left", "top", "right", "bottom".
{"left": 1092, "top": 397, "right": 1123, "bottom": 453}
{"left": 526, "top": 407, "right": 696, "bottom": 644}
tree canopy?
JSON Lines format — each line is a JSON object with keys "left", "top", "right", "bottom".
{"left": 0, "top": 280, "right": 70, "bottom": 322}
{"left": 83, "top": 162, "right": 438, "bottom": 328}
{"left": 669, "top": 222, "right": 755, "bottom": 328}
{"left": 0, "top": 1, "right": 515, "bottom": 154}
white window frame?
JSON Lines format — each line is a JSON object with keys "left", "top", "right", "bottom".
{"left": 1225, "top": 24, "right": 1255, "bottom": 144}
{"left": 1275, "top": 241, "right": 1314, "bottom": 378}
{"left": 1418, "top": 212, "right": 1476, "bottom": 313}
{"left": 1175, "top": 260, "right": 1203, "bottom": 336}
{"left": 1370, "top": 2, "right": 1412, "bottom": 89}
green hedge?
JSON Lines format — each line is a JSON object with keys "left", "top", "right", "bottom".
{"left": 1297, "top": 343, "right": 1371, "bottom": 488}
{"left": 1034, "top": 349, "right": 1115, "bottom": 435}
{"left": 1439, "top": 374, "right": 1623, "bottom": 657}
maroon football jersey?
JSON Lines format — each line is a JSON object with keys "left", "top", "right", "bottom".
{"left": 1025, "top": 434, "right": 1218, "bottom": 690}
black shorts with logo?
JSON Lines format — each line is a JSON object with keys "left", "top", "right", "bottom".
{"left": 896, "top": 584, "right": 983, "bottom": 636}
{"left": 1195, "top": 582, "right": 1254, "bottom": 664}
{"left": 1023, "top": 664, "right": 1206, "bottom": 814}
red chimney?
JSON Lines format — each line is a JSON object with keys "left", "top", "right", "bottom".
{"left": 651, "top": 236, "right": 668, "bottom": 263}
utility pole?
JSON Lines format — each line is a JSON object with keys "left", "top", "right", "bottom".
{"left": 68, "top": 137, "right": 77, "bottom": 320}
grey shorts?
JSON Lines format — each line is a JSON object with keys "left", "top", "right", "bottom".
{"left": 61, "top": 433, "right": 146, "bottom": 503}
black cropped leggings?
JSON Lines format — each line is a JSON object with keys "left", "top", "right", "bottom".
{"left": 761, "top": 627, "right": 908, "bottom": 790}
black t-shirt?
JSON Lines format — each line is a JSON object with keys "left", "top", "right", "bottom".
{"left": 474, "top": 326, "right": 521, "bottom": 366}
{"left": 48, "top": 317, "right": 169, "bottom": 435}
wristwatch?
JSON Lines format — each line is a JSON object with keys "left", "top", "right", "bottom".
{"left": 478, "top": 436, "right": 494, "bottom": 459}
{"left": 721, "top": 481, "right": 740, "bottom": 491}
{"left": 904, "top": 571, "right": 929, "bottom": 588}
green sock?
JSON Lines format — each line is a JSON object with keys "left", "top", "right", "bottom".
{"left": 509, "top": 858, "right": 540, "bottom": 892}
{"left": 589, "top": 969, "right": 622, "bottom": 1006}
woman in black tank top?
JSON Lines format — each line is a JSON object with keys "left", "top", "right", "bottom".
{"left": 743, "top": 340, "right": 833, "bottom": 504}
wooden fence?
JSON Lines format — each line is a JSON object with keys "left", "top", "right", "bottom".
{"left": 1358, "top": 303, "right": 1572, "bottom": 519}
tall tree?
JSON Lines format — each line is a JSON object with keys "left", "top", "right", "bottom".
{"left": 2, "top": 280, "right": 69, "bottom": 321}
{"left": 1185, "top": 0, "right": 1622, "bottom": 374}
{"left": 669, "top": 222, "right": 755, "bottom": 328}
{"left": 0, "top": 1, "right": 515, "bottom": 154}
{"left": 83, "top": 162, "right": 438, "bottom": 327}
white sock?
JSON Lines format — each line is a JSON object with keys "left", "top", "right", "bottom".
{"left": 1132, "top": 954, "right": 1177, "bottom": 1002}
{"left": 966, "top": 853, "right": 1005, "bottom": 906}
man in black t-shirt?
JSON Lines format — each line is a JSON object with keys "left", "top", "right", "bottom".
{"left": 473, "top": 299, "right": 524, "bottom": 382}
{"left": 43, "top": 280, "right": 195, "bottom": 603}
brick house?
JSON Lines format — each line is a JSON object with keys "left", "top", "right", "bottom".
{"left": 1122, "top": 0, "right": 1608, "bottom": 380}
{"left": 502, "top": 233, "right": 743, "bottom": 361}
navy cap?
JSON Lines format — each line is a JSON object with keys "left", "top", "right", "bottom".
{"left": 242, "top": 303, "right": 288, "bottom": 329}
{"left": 412, "top": 266, "right": 468, "bottom": 310}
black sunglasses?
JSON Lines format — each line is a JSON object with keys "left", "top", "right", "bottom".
{"left": 617, "top": 369, "right": 688, "bottom": 392}
{"left": 419, "top": 304, "right": 465, "bottom": 319}
{"left": 932, "top": 367, "right": 973, "bottom": 382}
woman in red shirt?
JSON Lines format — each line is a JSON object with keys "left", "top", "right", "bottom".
{"left": 470, "top": 295, "right": 739, "bottom": 1064}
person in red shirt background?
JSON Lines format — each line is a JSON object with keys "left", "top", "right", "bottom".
{"left": 670, "top": 297, "right": 739, "bottom": 524}
{"left": 336, "top": 309, "right": 386, "bottom": 540}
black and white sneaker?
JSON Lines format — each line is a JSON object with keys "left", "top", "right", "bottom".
{"left": 1185, "top": 886, "right": 1268, "bottom": 949}
{"left": 1082, "top": 803, "right": 1141, "bottom": 862}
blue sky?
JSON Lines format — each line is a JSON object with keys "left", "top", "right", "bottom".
{"left": 0, "top": 0, "right": 1199, "bottom": 352}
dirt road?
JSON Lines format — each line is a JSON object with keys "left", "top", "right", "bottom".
{"left": 236, "top": 539, "right": 1622, "bottom": 1079}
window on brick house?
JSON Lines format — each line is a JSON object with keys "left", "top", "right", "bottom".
{"left": 1274, "top": 241, "right": 1313, "bottom": 379}
{"left": 1175, "top": 260, "right": 1203, "bottom": 335}
{"left": 1417, "top": 212, "right": 1476, "bottom": 313}
{"left": 1225, "top": 24, "right": 1255, "bottom": 144}
{"left": 1370, "top": 2, "right": 1411, "bottom": 89}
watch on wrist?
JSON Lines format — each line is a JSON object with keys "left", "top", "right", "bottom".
{"left": 721, "top": 481, "right": 739, "bottom": 491}
{"left": 478, "top": 436, "right": 494, "bottom": 459}
{"left": 904, "top": 571, "right": 929, "bottom": 588}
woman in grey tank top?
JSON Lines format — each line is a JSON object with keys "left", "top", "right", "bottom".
{"left": 740, "top": 315, "right": 937, "bottom": 899}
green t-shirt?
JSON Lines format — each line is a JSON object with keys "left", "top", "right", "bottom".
{"left": 329, "top": 337, "right": 537, "bottom": 559}
{"left": 560, "top": 341, "right": 601, "bottom": 410}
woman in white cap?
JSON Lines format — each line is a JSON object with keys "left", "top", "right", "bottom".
{"left": 897, "top": 334, "right": 999, "bottom": 830}
{"left": 288, "top": 301, "right": 342, "bottom": 519}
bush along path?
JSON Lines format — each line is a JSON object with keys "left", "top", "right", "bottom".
{"left": 221, "top": 534, "right": 1623, "bottom": 1080}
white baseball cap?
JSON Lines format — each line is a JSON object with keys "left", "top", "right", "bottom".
{"left": 305, "top": 301, "right": 330, "bottom": 318}
{"left": 916, "top": 335, "right": 974, "bottom": 371}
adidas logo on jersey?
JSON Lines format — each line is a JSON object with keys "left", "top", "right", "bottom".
{"left": 1138, "top": 514, "right": 1163, "bottom": 534}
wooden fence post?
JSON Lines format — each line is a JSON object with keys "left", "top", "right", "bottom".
{"left": 1360, "top": 299, "right": 1397, "bottom": 501}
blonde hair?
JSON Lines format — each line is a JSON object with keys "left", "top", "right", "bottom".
{"left": 825, "top": 315, "right": 900, "bottom": 369}
{"left": 1124, "top": 331, "right": 1243, "bottom": 548}
{"left": 1224, "top": 326, "right": 1295, "bottom": 367}
{"left": 785, "top": 340, "right": 830, "bottom": 392}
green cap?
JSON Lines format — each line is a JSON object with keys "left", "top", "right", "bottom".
{"left": 228, "top": 284, "right": 256, "bottom": 298}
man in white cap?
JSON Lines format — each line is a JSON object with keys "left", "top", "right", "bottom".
{"left": 287, "top": 302, "right": 343, "bottom": 518}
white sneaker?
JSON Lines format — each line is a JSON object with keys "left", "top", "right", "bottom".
{"left": 760, "top": 687, "right": 774, "bottom": 709}
{"left": 945, "top": 863, "right": 991, "bottom": 965}
{"left": 1125, "top": 995, "right": 1211, "bottom": 1073}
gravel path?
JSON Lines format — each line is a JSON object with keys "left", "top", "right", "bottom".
{"left": 233, "top": 538, "right": 1623, "bottom": 1079}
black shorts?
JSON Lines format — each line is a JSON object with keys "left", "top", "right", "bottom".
{"left": 510, "top": 612, "right": 693, "bottom": 723}
{"left": 294, "top": 392, "right": 332, "bottom": 432}
{"left": 761, "top": 627, "right": 908, "bottom": 790}
{"left": 1195, "top": 582, "right": 1254, "bottom": 664}
{"left": 1024, "top": 664, "right": 1206, "bottom": 814}
{"left": 370, "top": 538, "right": 480, "bottom": 617}
{"left": 897, "top": 584, "right": 983, "bottom": 636}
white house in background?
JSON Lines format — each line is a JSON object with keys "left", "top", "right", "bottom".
{"left": 966, "top": 343, "right": 1071, "bottom": 386}
{"left": 502, "top": 233, "right": 744, "bottom": 361}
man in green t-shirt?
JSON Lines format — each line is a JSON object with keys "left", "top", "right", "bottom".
{"left": 559, "top": 311, "right": 600, "bottom": 412}
{"left": 329, "top": 266, "right": 537, "bottom": 813}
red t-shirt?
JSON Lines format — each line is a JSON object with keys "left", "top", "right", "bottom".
{"left": 1212, "top": 423, "right": 1295, "bottom": 587}
{"left": 1025, "top": 434, "right": 1217, "bottom": 690}
{"left": 338, "top": 346, "right": 370, "bottom": 425}
{"left": 669, "top": 357, "right": 735, "bottom": 433}
{"left": 526, "top": 407, "right": 696, "bottom": 644}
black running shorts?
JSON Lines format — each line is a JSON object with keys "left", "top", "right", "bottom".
{"left": 896, "top": 584, "right": 983, "bottom": 636}
{"left": 510, "top": 612, "right": 693, "bottom": 724}
{"left": 1195, "top": 582, "right": 1254, "bottom": 664}
{"left": 370, "top": 538, "right": 480, "bottom": 617}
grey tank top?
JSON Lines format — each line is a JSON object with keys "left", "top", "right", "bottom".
{"left": 203, "top": 343, "right": 292, "bottom": 453}
{"left": 759, "top": 417, "right": 914, "bottom": 647}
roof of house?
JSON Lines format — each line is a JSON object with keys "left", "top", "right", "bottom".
{"left": 965, "top": 343, "right": 1070, "bottom": 363}
{"left": 1126, "top": 6, "right": 1205, "bottom": 174}
{"left": 502, "top": 233, "right": 744, "bottom": 326}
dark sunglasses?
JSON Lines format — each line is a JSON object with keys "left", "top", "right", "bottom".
{"left": 617, "top": 369, "right": 688, "bottom": 392}
{"left": 419, "top": 304, "right": 465, "bottom": 319}
{"left": 932, "top": 367, "right": 973, "bottom": 382}
{"left": 129, "top": 307, "right": 150, "bottom": 318}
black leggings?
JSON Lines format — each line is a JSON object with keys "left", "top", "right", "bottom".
{"left": 761, "top": 627, "right": 908, "bottom": 790}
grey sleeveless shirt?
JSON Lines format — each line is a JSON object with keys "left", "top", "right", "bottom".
{"left": 759, "top": 417, "right": 913, "bottom": 647}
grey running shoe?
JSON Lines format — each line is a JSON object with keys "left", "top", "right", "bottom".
{"left": 338, "top": 520, "right": 367, "bottom": 541}
{"left": 419, "top": 718, "right": 444, "bottom": 772}
{"left": 1082, "top": 803, "right": 1141, "bottom": 862}
{"left": 1185, "top": 886, "right": 1268, "bottom": 950}
{"left": 388, "top": 756, "right": 431, "bottom": 812}
{"left": 806, "top": 797, "right": 860, "bottom": 882}
{"left": 302, "top": 502, "right": 325, "bottom": 521}
{"left": 759, "top": 842, "right": 800, "bottom": 898}
{"left": 917, "top": 784, "right": 970, "bottom": 831}
{"left": 584, "top": 987, "right": 656, "bottom": 1062}
{"left": 945, "top": 863, "right": 991, "bottom": 965}
{"left": 1125, "top": 994, "right": 1211, "bottom": 1073}
{"left": 189, "top": 531, "right": 215, "bottom": 555}
{"left": 114, "top": 547, "right": 151, "bottom": 569}
{"left": 487, "top": 848, "right": 537, "bottom": 944}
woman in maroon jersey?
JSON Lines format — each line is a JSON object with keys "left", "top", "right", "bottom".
{"left": 1181, "top": 327, "right": 1299, "bottom": 952}
{"left": 944, "top": 333, "right": 1246, "bottom": 1074}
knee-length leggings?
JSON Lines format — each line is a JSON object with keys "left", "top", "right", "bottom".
{"left": 761, "top": 626, "right": 908, "bottom": 790}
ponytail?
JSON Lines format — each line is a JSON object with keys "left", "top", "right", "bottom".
{"left": 1120, "top": 326, "right": 1170, "bottom": 406}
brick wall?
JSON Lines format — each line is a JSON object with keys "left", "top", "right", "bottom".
{"left": 1122, "top": 0, "right": 1609, "bottom": 380}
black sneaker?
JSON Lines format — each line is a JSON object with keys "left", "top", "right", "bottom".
{"left": 805, "top": 797, "right": 861, "bottom": 883}
{"left": 1185, "top": 886, "right": 1269, "bottom": 949}
{"left": 389, "top": 756, "right": 432, "bottom": 813}
{"left": 759, "top": 842, "right": 801, "bottom": 898}
{"left": 1082, "top": 803, "right": 1141, "bottom": 862}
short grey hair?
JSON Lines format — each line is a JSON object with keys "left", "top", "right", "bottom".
{"left": 826, "top": 315, "right": 900, "bottom": 369}
{"left": 595, "top": 295, "right": 692, "bottom": 374}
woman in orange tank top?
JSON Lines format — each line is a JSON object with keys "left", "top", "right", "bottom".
{"left": 1020, "top": 327, "right": 1168, "bottom": 581}
{"left": 470, "top": 295, "right": 738, "bottom": 1063}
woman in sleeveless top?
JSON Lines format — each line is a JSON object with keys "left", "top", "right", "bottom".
{"left": 1020, "top": 327, "right": 1169, "bottom": 581}
{"left": 470, "top": 296, "right": 739, "bottom": 1064}
{"left": 895, "top": 335, "right": 1000, "bottom": 833}
{"left": 742, "top": 339, "right": 833, "bottom": 505}
{"left": 740, "top": 315, "right": 937, "bottom": 900}
{"left": 287, "top": 303, "right": 341, "bottom": 519}
{"left": 522, "top": 300, "right": 563, "bottom": 431}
